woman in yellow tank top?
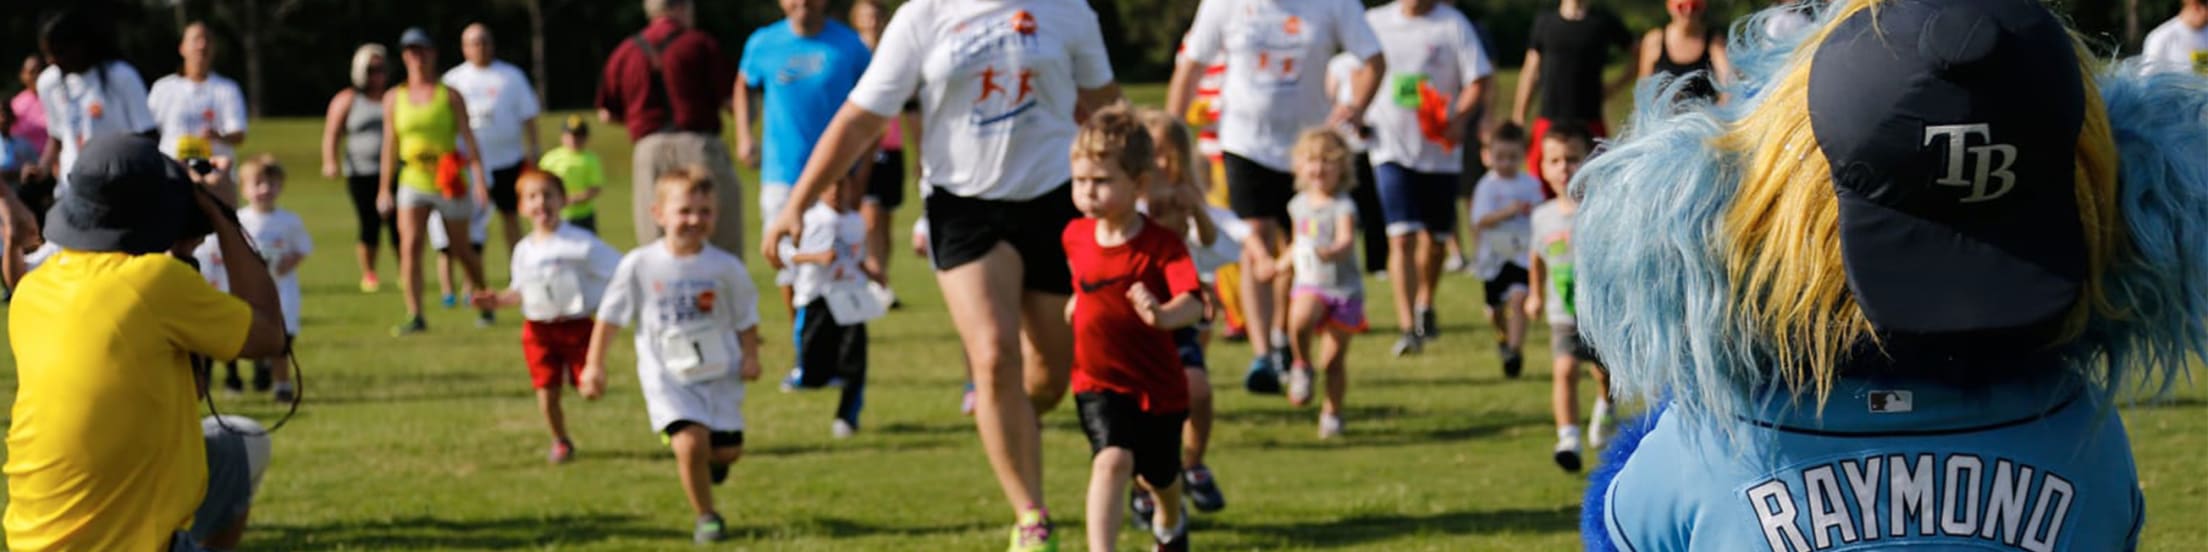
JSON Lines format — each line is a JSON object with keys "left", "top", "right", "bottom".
{"left": 376, "top": 28, "right": 490, "bottom": 335}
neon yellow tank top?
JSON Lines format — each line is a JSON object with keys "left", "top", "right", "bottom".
{"left": 391, "top": 84, "right": 456, "bottom": 194}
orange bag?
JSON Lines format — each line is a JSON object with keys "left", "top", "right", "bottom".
{"left": 435, "top": 151, "right": 470, "bottom": 199}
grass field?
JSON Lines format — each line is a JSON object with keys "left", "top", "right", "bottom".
{"left": 1, "top": 81, "right": 2205, "bottom": 551}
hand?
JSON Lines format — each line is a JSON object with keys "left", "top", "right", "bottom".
{"left": 596, "top": 108, "right": 614, "bottom": 123}
{"left": 468, "top": 290, "right": 501, "bottom": 310}
{"left": 910, "top": 230, "right": 930, "bottom": 258}
{"left": 1524, "top": 296, "right": 1543, "bottom": 319}
{"left": 1249, "top": 254, "right": 1277, "bottom": 282}
{"left": 578, "top": 365, "right": 606, "bottom": 400}
{"left": 376, "top": 188, "right": 395, "bottom": 216}
{"left": 735, "top": 139, "right": 760, "bottom": 169}
{"left": 322, "top": 163, "right": 339, "bottom": 179}
{"left": 1127, "top": 282, "right": 1160, "bottom": 326}
{"left": 1445, "top": 116, "right": 1468, "bottom": 146}
{"left": 1514, "top": 201, "right": 1533, "bottom": 216}
{"left": 760, "top": 211, "right": 803, "bottom": 270}
{"left": 738, "top": 356, "right": 763, "bottom": 382}
{"left": 1325, "top": 104, "right": 1363, "bottom": 129}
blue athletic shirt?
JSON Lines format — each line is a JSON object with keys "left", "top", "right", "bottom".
{"left": 740, "top": 19, "right": 872, "bottom": 186}
{"left": 1603, "top": 371, "right": 2144, "bottom": 552}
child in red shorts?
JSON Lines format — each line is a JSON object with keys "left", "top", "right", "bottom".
{"left": 1064, "top": 107, "right": 1207, "bottom": 551}
{"left": 474, "top": 170, "right": 622, "bottom": 463}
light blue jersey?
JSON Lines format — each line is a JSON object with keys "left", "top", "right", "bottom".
{"left": 740, "top": 20, "right": 871, "bottom": 186}
{"left": 1602, "top": 372, "right": 2143, "bottom": 552}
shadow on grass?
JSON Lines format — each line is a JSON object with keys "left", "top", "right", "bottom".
{"left": 1212, "top": 405, "right": 1411, "bottom": 425}
{"left": 249, "top": 513, "right": 669, "bottom": 549}
{"left": 585, "top": 435, "right": 965, "bottom": 462}
{"left": 1249, "top": 411, "right": 1551, "bottom": 450}
{"left": 1206, "top": 506, "right": 1581, "bottom": 546}
{"left": 2129, "top": 396, "right": 2208, "bottom": 410}
{"left": 805, "top": 515, "right": 997, "bottom": 539}
{"left": 1357, "top": 373, "right": 1521, "bottom": 390}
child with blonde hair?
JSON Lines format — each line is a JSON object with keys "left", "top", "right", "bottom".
{"left": 235, "top": 154, "right": 311, "bottom": 402}
{"left": 1275, "top": 129, "right": 1365, "bottom": 438}
{"left": 582, "top": 168, "right": 763, "bottom": 543}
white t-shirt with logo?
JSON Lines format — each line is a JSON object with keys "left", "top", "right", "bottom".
{"left": 1363, "top": 3, "right": 1492, "bottom": 174}
{"left": 1184, "top": 0, "right": 1383, "bottom": 172}
{"left": 146, "top": 73, "right": 249, "bottom": 161}
{"left": 1468, "top": 170, "right": 1544, "bottom": 279}
{"left": 442, "top": 60, "right": 542, "bottom": 170}
{"left": 36, "top": 62, "right": 157, "bottom": 191}
{"left": 847, "top": 0, "right": 1115, "bottom": 201}
{"left": 509, "top": 224, "right": 623, "bottom": 322}
{"left": 597, "top": 241, "right": 760, "bottom": 433}
{"left": 2142, "top": 17, "right": 2208, "bottom": 76}
{"left": 237, "top": 208, "right": 313, "bottom": 333}
{"left": 782, "top": 202, "right": 868, "bottom": 306}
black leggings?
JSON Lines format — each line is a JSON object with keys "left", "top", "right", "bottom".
{"left": 348, "top": 174, "right": 399, "bottom": 248}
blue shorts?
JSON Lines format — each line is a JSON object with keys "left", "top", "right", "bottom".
{"left": 1173, "top": 327, "right": 1205, "bottom": 371}
{"left": 1374, "top": 163, "right": 1461, "bottom": 238}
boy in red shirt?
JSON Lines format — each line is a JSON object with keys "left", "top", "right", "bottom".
{"left": 1063, "top": 106, "right": 1205, "bottom": 551}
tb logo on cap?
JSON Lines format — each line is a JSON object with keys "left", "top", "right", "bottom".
{"left": 1923, "top": 124, "right": 2018, "bottom": 203}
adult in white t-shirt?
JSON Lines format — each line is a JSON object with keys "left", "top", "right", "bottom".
{"left": 1361, "top": 0, "right": 1492, "bottom": 354}
{"left": 1168, "top": 0, "right": 1385, "bottom": 385}
{"left": 755, "top": 0, "right": 1122, "bottom": 545}
{"left": 34, "top": 13, "right": 157, "bottom": 194}
{"left": 148, "top": 22, "right": 249, "bottom": 162}
{"left": 2142, "top": 0, "right": 2208, "bottom": 76}
{"left": 443, "top": 23, "right": 543, "bottom": 253}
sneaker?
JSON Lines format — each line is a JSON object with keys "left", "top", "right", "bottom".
{"left": 960, "top": 383, "right": 979, "bottom": 416}
{"left": 1589, "top": 400, "right": 1614, "bottom": 450}
{"left": 441, "top": 293, "right": 458, "bottom": 309}
{"left": 1500, "top": 345, "right": 1525, "bottom": 379}
{"left": 1554, "top": 433, "right": 1584, "bottom": 473}
{"left": 1318, "top": 413, "right": 1343, "bottom": 439}
{"left": 476, "top": 310, "right": 496, "bottom": 328}
{"left": 548, "top": 439, "right": 574, "bottom": 464}
{"left": 1008, "top": 509, "right": 1059, "bottom": 552}
{"left": 1153, "top": 516, "right": 1190, "bottom": 552}
{"left": 832, "top": 419, "right": 857, "bottom": 439}
{"left": 1418, "top": 308, "right": 1440, "bottom": 338}
{"left": 391, "top": 316, "right": 427, "bottom": 336}
{"left": 360, "top": 274, "right": 381, "bottom": 293}
{"left": 869, "top": 281, "right": 900, "bottom": 311}
{"left": 780, "top": 368, "right": 807, "bottom": 392}
{"left": 1442, "top": 254, "right": 1468, "bottom": 274}
{"left": 1392, "top": 332, "right": 1423, "bottom": 357}
{"left": 1286, "top": 365, "right": 1314, "bottom": 406}
{"left": 1128, "top": 487, "right": 1156, "bottom": 531}
{"left": 1243, "top": 357, "right": 1282, "bottom": 394}
{"left": 693, "top": 513, "right": 727, "bottom": 544}
{"left": 1185, "top": 465, "right": 1226, "bottom": 513}
{"left": 272, "top": 383, "right": 296, "bottom": 404}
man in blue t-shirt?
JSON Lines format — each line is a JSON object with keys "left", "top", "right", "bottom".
{"left": 734, "top": 0, "right": 870, "bottom": 312}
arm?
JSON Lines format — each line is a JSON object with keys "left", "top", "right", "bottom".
{"left": 732, "top": 75, "right": 759, "bottom": 169}
{"left": 1330, "top": 55, "right": 1387, "bottom": 127}
{"left": 1637, "top": 31, "right": 1661, "bottom": 80}
{"left": 787, "top": 249, "right": 836, "bottom": 265}
{"left": 1524, "top": 252, "right": 1546, "bottom": 317}
{"left": 376, "top": 89, "right": 399, "bottom": 215}
{"left": 1512, "top": 50, "right": 1542, "bottom": 124}
{"left": 0, "top": 185, "right": 33, "bottom": 288}
{"left": 1165, "top": 60, "right": 1203, "bottom": 122}
{"left": 1064, "top": 294, "right": 1078, "bottom": 324}
{"left": 1319, "top": 211, "right": 1357, "bottom": 261}
{"left": 760, "top": 104, "right": 890, "bottom": 267}
{"left": 579, "top": 320, "right": 618, "bottom": 399}
{"left": 471, "top": 289, "right": 524, "bottom": 310}
{"left": 321, "top": 90, "right": 351, "bottom": 179}
{"left": 1710, "top": 38, "right": 1734, "bottom": 102}
{"left": 736, "top": 327, "right": 762, "bottom": 381}
{"left": 1184, "top": 187, "right": 1219, "bottom": 246}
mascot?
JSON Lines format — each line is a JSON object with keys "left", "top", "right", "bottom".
{"left": 1576, "top": 0, "right": 2208, "bottom": 549}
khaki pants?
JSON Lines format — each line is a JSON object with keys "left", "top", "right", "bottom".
{"left": 632, "top": 132, "right": 747, "bottom": 256}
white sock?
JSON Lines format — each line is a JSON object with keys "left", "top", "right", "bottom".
{"left": 1153, "top": 511, "right": 1185, "bottom": 541}
{"left": 1270, "top": 329, "right": 1289, "bottom": 348}
{"left": 1593, "top": 399, "right": 1613, "bottom": 420}
{"left": 1558, "top": 424, "right": 1582, "bottom": 440}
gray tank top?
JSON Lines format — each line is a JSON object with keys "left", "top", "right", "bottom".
{"left": 343, "top": 90, "right": 384, "bottom": 176}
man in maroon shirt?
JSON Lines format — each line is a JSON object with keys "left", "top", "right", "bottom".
{"left": 597, "top": 0, "right": 745, "bottom": 255}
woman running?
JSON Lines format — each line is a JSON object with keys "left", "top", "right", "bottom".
{"left": 377, "top": 28, "right": 491, "bottom": 335}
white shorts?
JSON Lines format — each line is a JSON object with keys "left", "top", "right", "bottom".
{"left": 428, "top": 201, "right": 492, "bottom": 251}
{"left": 397, "top": 187, "right": 474, "bottom": 221}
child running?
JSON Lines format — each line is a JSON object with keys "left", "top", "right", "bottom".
{"left": 1466, "top": 123, "right": 1543, "bottom": 379}
{"left": 1064, "top": 107, "right": 1203, "bottom": 552}
{"left": 235, "top": 154, "right": 310, "bottom": 402}
{"left": 536, "top": 116, "right": 607, "bottom": 233}
{"left": 582, "top": 169, "right": 764, "bottom": 543}
{"left": 472, "top": 170, "right": 621, "bottom": 464}
{"left": 1522, "top": 125, "right": 1609, "bottom": 472}
{"left": 778, "top": 162, "right": 877, "bottom": 439}
{"left": 1276, "top": 129, "right": 1365, "bottom": 439}
{"left": 1126, "top": 108, "right": 1233, "bottom": 524}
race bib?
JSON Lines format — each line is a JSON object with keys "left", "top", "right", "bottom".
{"left": 520, "top": 270, "right": 586, "bottom": 321}
{"left": 1389, "top": 73, "right": 1430, "bottom": 109}
{"left": 1292, "top": 243, "right": 1332, "bottom": 287}
{"left": 657, "top": 320, "right": 733, "bottom": 384}
{"left": 175, "top": 135, "right": 213, "bottom": 160}
{"left": 824, "top": 281, "right": 886, "bottom": 326}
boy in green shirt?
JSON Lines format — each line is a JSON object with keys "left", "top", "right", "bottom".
{"left": 537, "top": 115, "right": 606, "bottom": 232}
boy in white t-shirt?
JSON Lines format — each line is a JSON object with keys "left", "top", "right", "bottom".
{"left": 234, "top": 155, "right": 310, "bottom": 402}
{"left": 778, "top": 163, "right": 876, "bottom": 438}
{"left": 2142, "top": 0, "right": 2208, "bottom": 75}
{"left": 1466, "top": 123, "right": 1542, "bottom": 379}
{"left": 583, "top": 169, "right": 762, "bottom": 544}
{"left": 473, "top": 171, "right": 621, "bottom": 464}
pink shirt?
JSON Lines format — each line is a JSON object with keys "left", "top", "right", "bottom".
{"left": 9, "top": 90, "right": 47, "bottom": 155}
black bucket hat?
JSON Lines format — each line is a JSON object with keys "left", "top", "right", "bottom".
{"left": 45, "top": 135, "right": 200, "bottom": 255}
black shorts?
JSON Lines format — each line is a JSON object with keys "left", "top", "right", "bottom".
{"left": 1075, "top": 392, "right": 1188, "bottom": 489}
{"left": 1223, "top": 152, "right": 1295, "bottom": 223}
{"left": 867, "top": 148, "right": 906, "bottom": 209}
{"left": 1174, "top": 327, "right": 1205, "bottom": 371}
{"left": 1483, "top": 263, "right": 1530, "bottom": 307}
{"left": 663, "top": 420, "right": 746, "bottom": 448}
{"left": 924, "top": 184, "right": 1079, "bottom": 295}
{"left": 438, "top": 241, "right": 485, "bottom": 256}
{"left": 796, "top": 299, "right": 868, "bottom": 386}
{"left": 487, "top": 163, "right": 524, "bottom": 214}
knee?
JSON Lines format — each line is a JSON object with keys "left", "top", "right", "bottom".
{"left": 1091, "top": 447, "right": 1134, "bottom": 473}
{"left": 670, "top": 426, "right": 711, "bottom": 454}
{"left": 1026, "top": 378, "right": 1067, "bottom": 412}
{"left": 1185, "top": 372, "right": 1213, "bottom": 404}
{"left": 968, "top": 345, "right": 1022, "bottom": 390}
{"left": 712, "top": 446, "right": 743, "bottom": 465}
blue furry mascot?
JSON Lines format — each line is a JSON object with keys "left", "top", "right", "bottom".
{"left": 1575, "top": 0, "right": 2208, "bottom": 549}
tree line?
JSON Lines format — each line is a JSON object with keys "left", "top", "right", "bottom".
{"left": 0, "top": 0, "right": 2171, "bottom": 118}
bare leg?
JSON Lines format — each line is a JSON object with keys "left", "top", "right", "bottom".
{"left": 1286, "top": 293, "right": 1321, "bottom": 371}
{"left": 1552, "top": 354, "right": 1581, "bottom": 428}
{"left": 1387, "top": 233, "right": 1417, "bottom": 332}
{"left": 1320, "top": 326, "right": 1352, "bottom": 417}
{"left": 354, "top": 243, "right": 375, "bottom": 280}
{"left": 538, "top": 388, "right": 568, "bottom": 442}
{"left": 1085, "top": 448, "right": 1136, "bottom": 551}
{"left": 1020, "top": 291, "right": 1074, "bottom": 413}
{"left": 934, "top": 244, "right": 1046, "bottom": 514}
{"left": 1241, "top": 220, "right": 1281, "bottom": 357}
{"left": 1504, "top": 290, "right": 1528, "bottom": 351}
{"left": 1181, "top": 367, "right": 1213, "bottom": 467}
{"left": 670, "top": 425, "right": 718, "bottom": 516}
{"left": 397, "top": 207, "right": 431, "bottom": 318}
{"left": 863, "top": 200, "right": 894, "bottom": 284}
{"left": 1415, "top": 232, "right": 1442, "bottom": 312}
{"left": 1143, "top": 477, "right": 1187, "bottom": 541}
{"left": 436, "top": 250, "right": 455, "bottom": 300}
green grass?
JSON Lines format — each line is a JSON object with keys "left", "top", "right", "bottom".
{"left": 0, "top": 82, "right": 2204, "bottom": 550}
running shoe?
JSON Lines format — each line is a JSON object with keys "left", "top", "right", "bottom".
{"left": 694, "top": 513, "right": 727, "bottom": 543}
{"left": 961, "top": 383, "right": 978, "bottom": 416}
{"left": 780, "top": 368, "right": 807, "bottom": 392}
{"left": 1392, "top": 332, "right": 1423, "bottom": 357}
{"left": 1008, "top": 509, "right": 1059, "bottom": 552}
{"left": 832, "top": 419, "right": 857, "bottom": 439}
{"left": 1287, "top": 364, "right": 1315, "bottom": 406}
{"left": 1555, "top": 432, "right": 1585, "bottom": 473}
{"left": 1153, "top": 515, "right": 1190, "bottom": 552}
{"left": 391, "top": 316, "right": 427, "bottom": 336}
{"left": 548, "top": 439, "right": 574, "bottom": 464}
{"left": 1185, "top": 465, "right": 1226, "bottom": 513}
{"left": 476, "top": 310, "right": 495, "bottom": 328}
{"left": 1418, "top": 307, "right": 1440, "bottom": 338}
{"left": 1501, "top": 344, "right": 1524, "bottom": 379}
{"left": 1243, "top": 357, "right": 1282, "bottom": 394}
{"left": 360, "top": 274, "right": 381, "bottom": 293}
{"left": 1442, "top": 254, "right": 1468, "bottom": 274}
{"left": 1129, "top": 487, "right": 1156, "bottom": 531}
{"left": 441, "top": 293, "right": 457, "bottom": 309}
{"left": 272, "top": 382, "right": 296, "bottom": 404}
{"left": 1319, "top": 413, "right": 1343, "bottom": 439}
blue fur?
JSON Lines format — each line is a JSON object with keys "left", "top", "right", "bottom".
{"left": 1580, "top": 402, "right": 1666, "bottom": 552}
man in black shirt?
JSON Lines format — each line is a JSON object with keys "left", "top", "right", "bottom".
{"left": 1512, "top": 0, "right": 1638, "bottom": 191}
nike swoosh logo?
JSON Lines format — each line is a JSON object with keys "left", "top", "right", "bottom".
{"left": 1078, "top": 275, "right": 1130, "bottom": 294}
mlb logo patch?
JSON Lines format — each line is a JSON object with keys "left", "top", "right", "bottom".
{"left": 1867, "top": 390, "right": 1913, "bottom": 413}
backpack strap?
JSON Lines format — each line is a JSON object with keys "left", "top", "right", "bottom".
{"left": 631, "top": 28, "right": 686, "bottom": 128}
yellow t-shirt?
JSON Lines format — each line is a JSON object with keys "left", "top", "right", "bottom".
{"left": 538, "top": 146, "right": 606, "bottom": 220}
{"left": 5, "top": 250, "right": 253, "bottom": 551}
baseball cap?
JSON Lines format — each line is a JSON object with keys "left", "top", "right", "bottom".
{"left": 45, "top": 136, "right": 199, "bottom": 255}
{"left": 562, "top": 114, "right": 589, "bottom": 136}
{"left": 399, "top": 27, "right": 433, "bottom": 49}
{"left": 1808, "top": 0, "right": 2085, "bottom": 345}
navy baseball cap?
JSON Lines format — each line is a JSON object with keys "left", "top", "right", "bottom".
{"left": 1807, "top": 0, "right": 2086, "bottom": 346}
{"left": 399, "top": 27, "right": 434, "bottom": 49}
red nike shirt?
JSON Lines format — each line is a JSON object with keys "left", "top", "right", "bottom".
{"left": 1063, "top": 217, "right": 1200, "bottom": 413}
